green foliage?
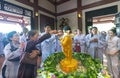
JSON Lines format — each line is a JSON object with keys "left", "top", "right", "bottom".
{"left": 42, "top": 52, "right": 102, "bottom": 78}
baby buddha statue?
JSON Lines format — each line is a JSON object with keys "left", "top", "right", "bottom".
{"left": 60, "top": 26, "right": 78, "bottom": 73}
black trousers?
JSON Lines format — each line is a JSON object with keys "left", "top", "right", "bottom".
{"left": 2, "top": 65, "right": 6, "bottom": 78}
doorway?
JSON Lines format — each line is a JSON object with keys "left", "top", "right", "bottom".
{"left": 93, "top": 15, "right": 115, "bottom": 32}
{"left": 0, "top": 11, "right": 31, "bottom": 34}
{"left": 85, "top": 5, "right": 118, "bottom": 33}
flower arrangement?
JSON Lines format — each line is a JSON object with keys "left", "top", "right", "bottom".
{"left": 37, "top": 70, "right": 56, "bottom": 78}
{"left": 37, "top": 52, "right": 102, "bottom": 78}
{"left": 97, "top": 66, "right": 110, "bottom": 78}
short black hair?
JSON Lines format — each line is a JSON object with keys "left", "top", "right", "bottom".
{"left": 7, "top": 31, "right": 17, "bottom": 42}
{"left": 22, "top": 27, "right": 28, "bottom": 33}
{"left": 44, "top": 24, "right": 51, "bottom": 28}
{"left": 110, "top": 27, "right": 116, "bottom": 35}
{"left": 28, "top": 30, "right": 38, "bottom": 40}
{"left": 89, "top": 27, "right": 92, "bottom": 30}
{"left": 92, "top": 27, "right": 98, "bottom": 30}
{"left": 63, "top": 26, "right": 71, "bottom": 31}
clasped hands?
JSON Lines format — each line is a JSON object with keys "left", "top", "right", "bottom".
{"left": 91, "top": 38, "right": 98, "bottom": 42}
{"left": 107, "top": 50, "right": 118, "bottom": 55}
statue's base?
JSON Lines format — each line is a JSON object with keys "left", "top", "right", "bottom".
{"left": 60, "top": 58, "right": 78, "bottom": 73}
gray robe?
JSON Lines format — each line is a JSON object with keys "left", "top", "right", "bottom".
{"left": 74, "top": 34, "right": 86, "bottom": 53}
{"left": 85, "top": 33, "right": 92, "bottom": 53}
{"left": 1, "top": 43, "right": 22, "bottom": 78}
{"left": 0, "top": 40, "right": 4, "bottom": 55}
{"left": 106, "top": 36, "right": 120, "bottom": 78}
{"left": 37, "top": 33, "right": 56, "bottom": 63}
{"left": 85, "top": 34, "right": 99, "bottom": 58}
{"left": 97, "top": 34, "right": 107, "bottom": 62}
{"left": 0, "top": 33, "right": 4, "bottom": 55}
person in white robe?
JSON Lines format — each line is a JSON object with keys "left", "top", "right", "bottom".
{"left": 19, "top": 27, "right": 28, "bottom": 57}
{"left": 1, "top": 31, "right": 23, "bottom": 78}
{"left": 74, "top": 29, "right": 86, "bottom": 53}
{"left": 19, "top": 27, "right": 28, "bottom": 43}
{"left": 105, "top": 28, "right": 120, "bottom": 78}
{"left": 85, "top": 27, "right": 92, "bottom": 53}
{"left": 97, "top": 31, "right": 107, "bottom": 63}
{"left": 37, "top": 25, "right": 56, "bottom": 63}
{"left": 86, "top": 27, "right": 99, "bottom": 59}
{"left": 0, "top": 33, "right": 4, "bottom": 56}
{"left": 41, "top": 34, "right": 56, "bottom": 62}
{"left": 54, "top": 30, "right": 63, "bottom": 52}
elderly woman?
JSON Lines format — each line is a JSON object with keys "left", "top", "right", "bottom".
{"left": 106, "top": 27, "right": 120, "bottom": 78}
{"left": 17, "top": 30, "right": 51, "bottom": 78}
{"left": 1, "top": 31, "right": 24, "bottom": 78}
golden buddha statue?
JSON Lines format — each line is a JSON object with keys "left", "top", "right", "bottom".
{"left": 60, "top": 26, "right": 78, "bottom": 73}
